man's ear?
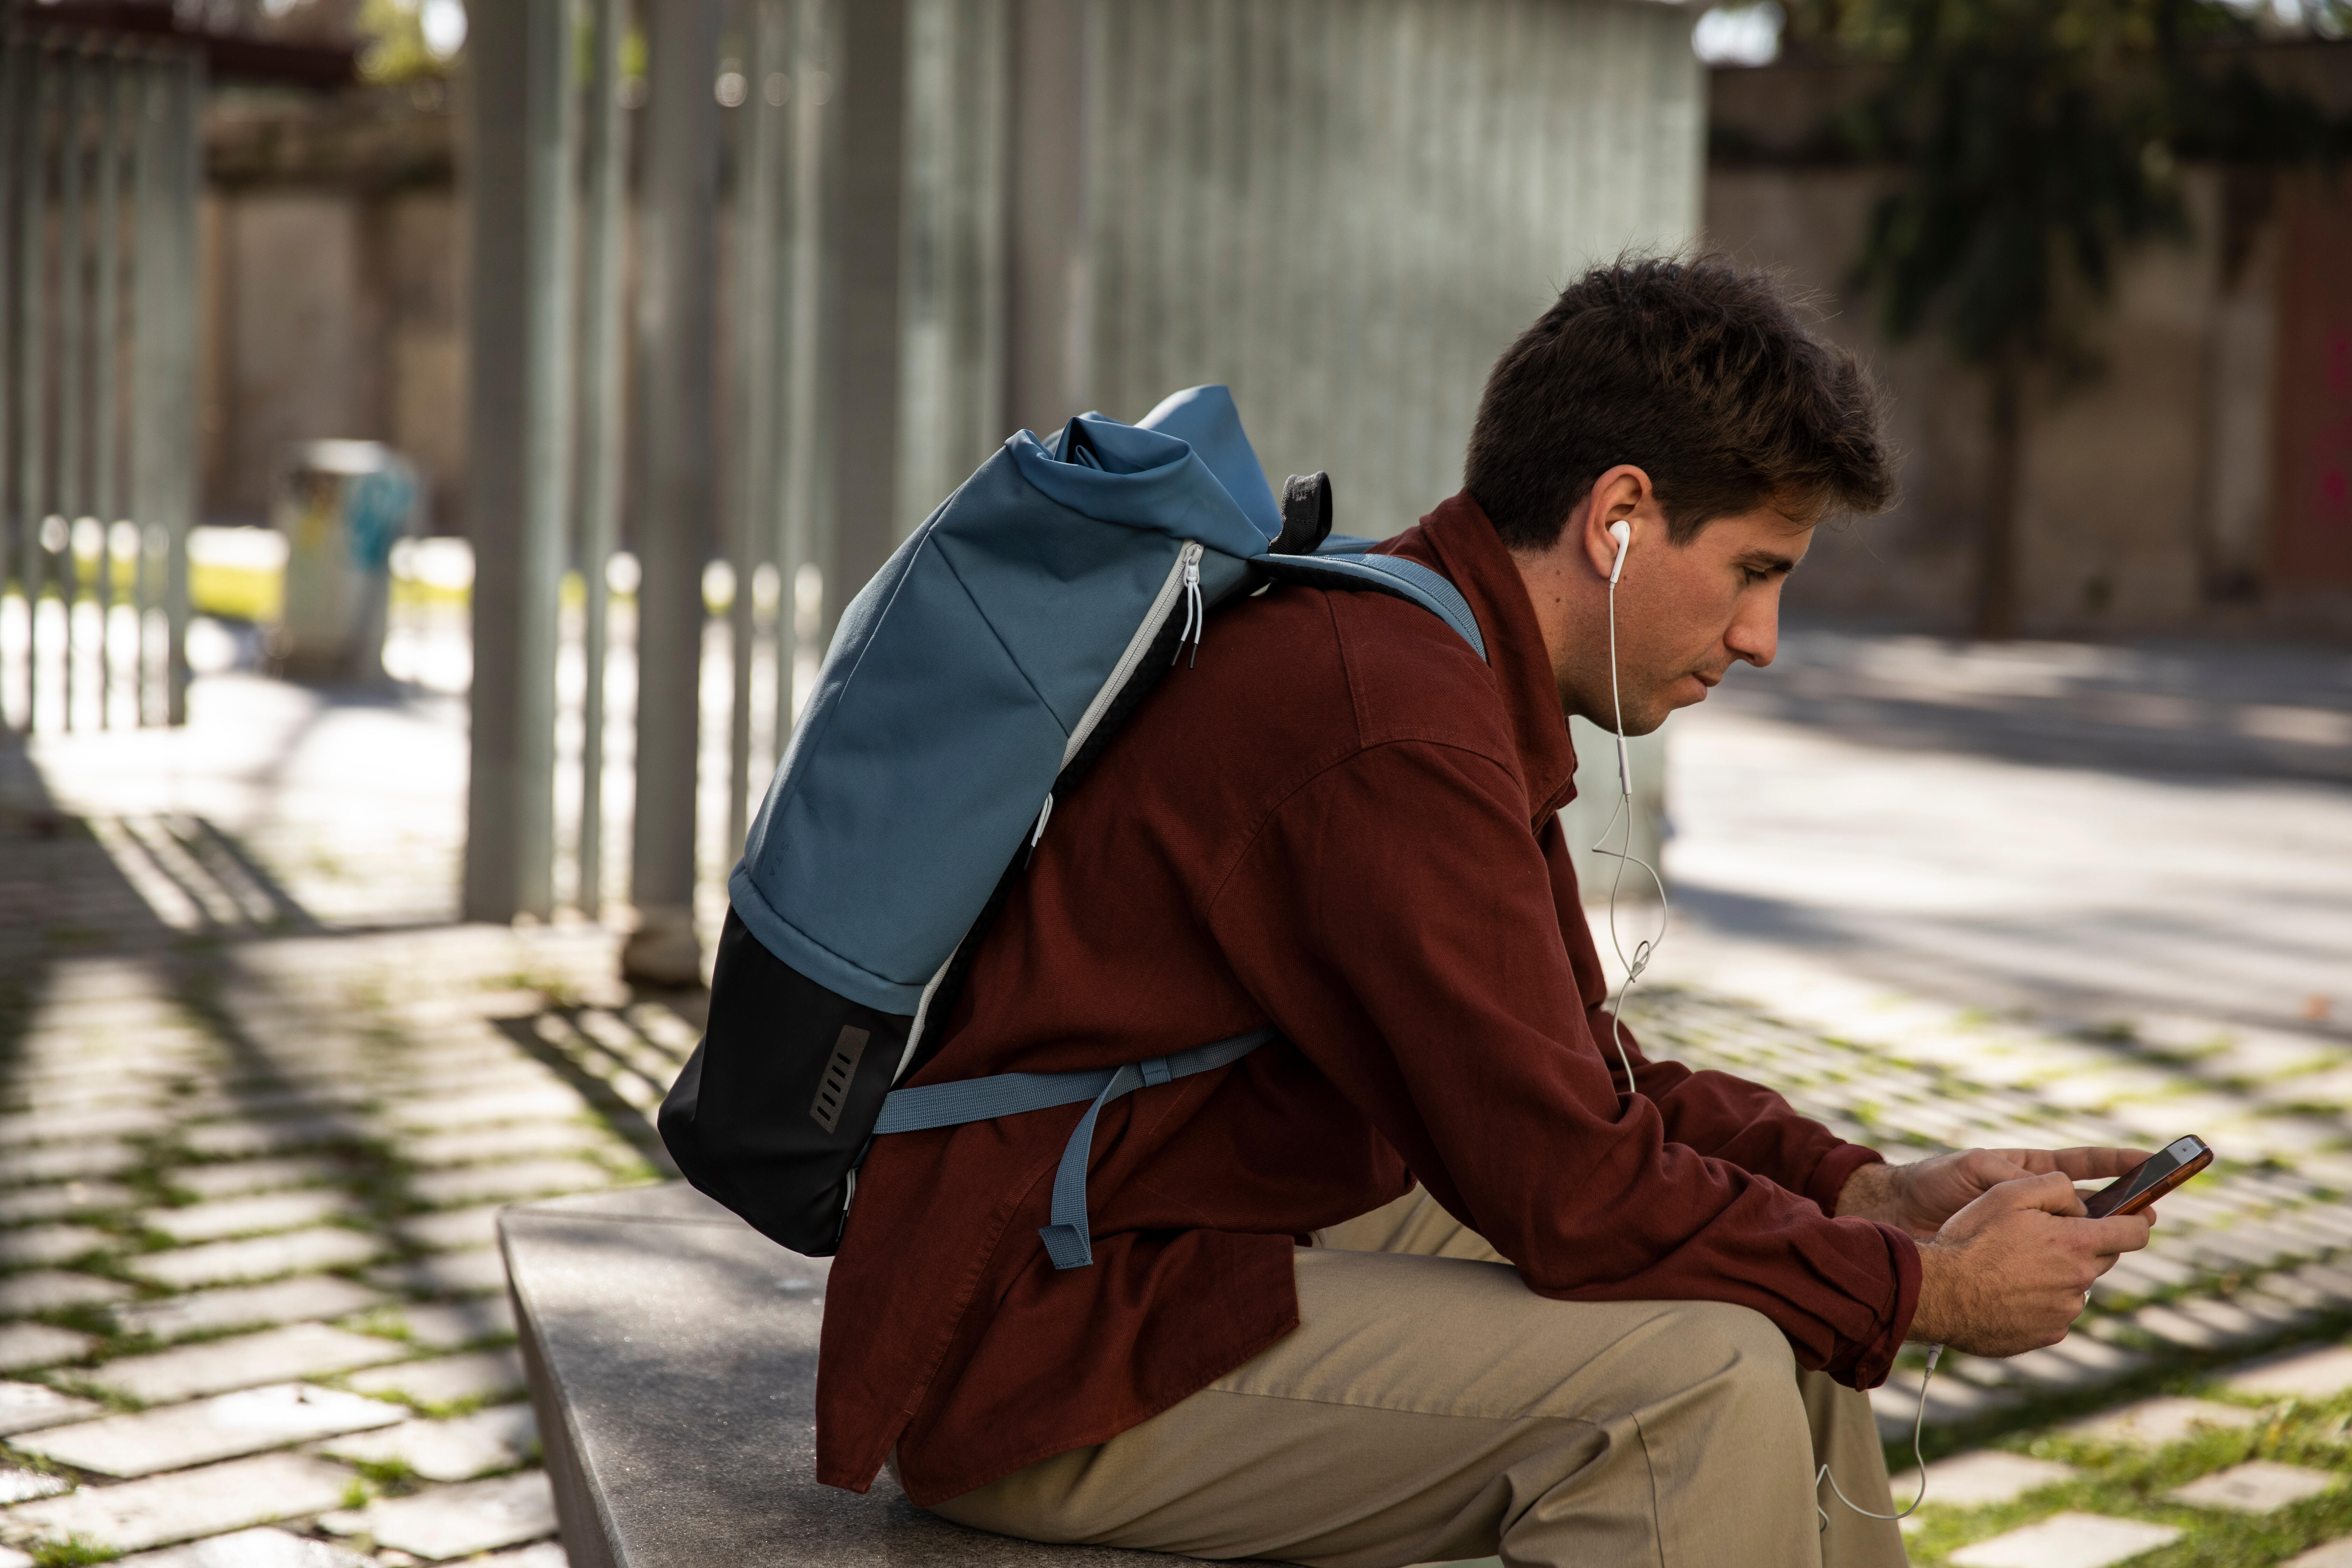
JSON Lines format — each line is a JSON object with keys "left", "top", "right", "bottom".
{"left": 1575, "top": 466, "right": 1653, "bottom": 581}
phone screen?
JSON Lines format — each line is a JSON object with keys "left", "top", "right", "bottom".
{"left": 2084, "top": 1136, "right": 2210, "bottom": 1219}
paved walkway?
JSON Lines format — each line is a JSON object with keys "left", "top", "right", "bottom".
{"left": 0, "top": 625, "right": 2343, "bottom": 1566}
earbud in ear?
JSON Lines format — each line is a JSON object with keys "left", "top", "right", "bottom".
{"left": 1608, "top": 520, "right": 1631, "bottom": 585}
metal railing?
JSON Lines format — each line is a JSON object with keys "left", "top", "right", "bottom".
{"left": 462, "top": 0, "right": 1695, "bottom": 970}
{"left": 1, "top": 25, "right": 202, "bottom": 735}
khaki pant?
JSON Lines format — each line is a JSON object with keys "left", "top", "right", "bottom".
{"left": 928, "top": 1187, "right": 1909, "bottom": 1568}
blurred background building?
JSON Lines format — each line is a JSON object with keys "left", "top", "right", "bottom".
{"left": 4, "top": 0, "right": 2348, "bottom": 972}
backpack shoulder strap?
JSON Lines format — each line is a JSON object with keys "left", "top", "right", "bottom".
{"left": 1252, "top": 550, "right": 1488, "bottom": 663}
{"left": 1256, "top": 471, "right": 1486, "bottom": 662}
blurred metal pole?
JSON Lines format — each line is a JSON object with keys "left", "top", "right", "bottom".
{"left": 622, "top": 0, "right": 721, "bottom": 984}
{"left": 56, "top": 47, "right": 84, "bottom": 730}
{"left": 724, "top": 0, "right": 787, "bottom": 856}
{"left": 462, "top": 0, "right": 577, "bottom": 922}
{"left": 0, "top": 35, "right": 21, "bottom": 720}
{"left": 130, "top": 47, "right": 199, "bottom": 730}
{"left": 574, "top": 0, "right": 631, "bottom": 921}
{"left": 19, "top": 45, "right": 54, "bottom": 731}
{"left": 823, "top": 0, "right": 904, "bottom": 634}
{"left": 771, "top": 0, "right": 836, "bottom": 748}
{"left": 1003, "top": 0, "right": 1089, "bottom": 440}
{"left": 90, "top": 53, "right": 122, "bottom": 724}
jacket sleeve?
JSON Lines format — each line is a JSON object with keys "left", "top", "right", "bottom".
{"left": 1207, "top": 738, "right": 1918, "bottom": 1388}
{"left": 1541, "top": 815, "right": 1887, "bottom": 1216}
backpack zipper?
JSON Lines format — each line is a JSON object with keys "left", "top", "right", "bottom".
{"left": 1059, "top": 540, "right": 1203, "bottom": 770}
{"left": 1170, "top": 546, "right": 1205, "bottom": 667}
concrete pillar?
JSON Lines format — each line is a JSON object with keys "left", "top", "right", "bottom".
{"left": 1003, "top": 0, "right": 1090, "bottom": 442}
{"left": 461, "top": 0, "right": 576, "bottom": 923}
{"left": 622, "top": 0, "right": 722, "bottom": 984}
{"left": 821, "top": 0, "right": 906, "bottom": 634}
{"left": 130, "top": 48, "right": 200, "bottom": 729}
{"left": 574, "top": 0, "right": 633, "bottom": 921}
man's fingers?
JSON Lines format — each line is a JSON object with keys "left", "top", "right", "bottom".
{"left": 2049, "top": 1146, "right": 2152, "bottom": 1181}
{"left": 2081, "top": 1212, "right": 2156, "bottom": 1258}
{"left": 2010, "top": 1169, "right": 2090, "bottom": 1217}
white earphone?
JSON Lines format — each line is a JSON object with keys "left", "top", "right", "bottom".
{"left": 1589, "top": 513, "right": 1938, "bottom": 1530}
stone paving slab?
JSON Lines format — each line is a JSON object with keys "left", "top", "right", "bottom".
{"left": 150, "top": 1191, "right": 360, "bottom": 1245}
{"left": 2288, "top": 1537, "right": 2352, "bottom": 1567}
{"left": 2059, "top": 1395, "right": 2268, "bottom": 1448}
{"left": 0, "top": 1268, "right": 135, "bottom": 1315}
{"left": 0, "top": 1322, "right": 96, "bottom": 1372}
{"left": 112, "top": 1277, "right": 390, "bottom": 1343}
{"left": 404, "top": 1124, "right": 622, "bottom": 1168}
{"left": 366, "top": 1250, "right": 512, "bottom": 1297}
{"left": 0, "top": 1142, "right": 138, "bottom": 1185}
{"left": 475, "top": 1543, "right": 566, "bottom": 1568}
{"left": 2170, "top": 1458, "right": 2339, "bottom": 1513}
{"left": 0, "top": 1224, "right": 113, "bottom": 1267}
{"left": 181, "top": 1119, "right": 383, "bottom": 1160}
{"left": 2, "top": 1451, "right": 355, "bottom": 1554}
{"left": 133, "top": 1226, "right": 386, "bottom": 1289}
{"left": 381, "top": 1296, "right": 516, "bottom": 1350}
{"left": 0, "top": 1380, "right": 100, "bottom": 1435}
{"left": 90, "top": 1324, "right": 410, "bottom": 1405}
{"left": 387, "top": 1088, "right": 597, "bottom": 1132}
{"left": 116, "top": 1525, "right": 373, "bottom": 1567}
{"left": 16, "top": 1384, "right": 406, "bottom": 1478}
{"left": 1947, "top": 1511, "right": 2183, "bottom": 1568}
{"left": 2228, "top": 1342, "right": 2352, "bottom": 1401}
{"left": 0, "top": 1107, "right": 176, "bottom": 1148}
{"left": 405, "top": 1160, "right": 620, "bottom": 1210}
{"left": 395, "top": 1203, "right": 513, "bottom": 1254}
{"left": 346, "top": 1348, "right": 526, "bottom": 1410}
{"left": 317, "top": 1403, "right": 536, "bottom": 1482}
{"left": 1888, "top": 1450, "right": 2076, "bottom": 1510}
{"left": 320, "top": 1469, "right": 556, "bottom": 1559}
{"left": 172, "top": 1158, "right": 354, "bottom": 1202}
{"left": 0, "top": 1181, "right": 136, "bottom": 1225}
{"left": 0, "top": 1470, "right": 69, "bottom": 1505}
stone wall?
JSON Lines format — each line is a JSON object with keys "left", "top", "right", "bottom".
{"left": 1703, "top": 43, "right": 2352, "bottom": 640}
{"left": 198, "top": 86, "right": 465, "bottom": 532}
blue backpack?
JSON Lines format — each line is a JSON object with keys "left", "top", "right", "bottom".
{"left": 658, "top": 387, "right": 1486, "bottom": 1265}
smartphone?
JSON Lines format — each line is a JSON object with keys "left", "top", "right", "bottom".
{"left": 2083, "top": 1135, "right": 2212, "bottom": 1218}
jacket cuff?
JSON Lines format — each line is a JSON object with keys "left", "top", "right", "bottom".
{"left": 1805, "top": 1142, "right": 1886, "bottom": 1217}
{"left": 1847, "top": 1223, "right": 1923, "bottom": 1390}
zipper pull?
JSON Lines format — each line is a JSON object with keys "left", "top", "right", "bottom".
{"left": 1024, "top": 791, "right": 1054, "bottom": 867}
{"left": 1170, "top": 543, "right": 1206, "bottom": 668}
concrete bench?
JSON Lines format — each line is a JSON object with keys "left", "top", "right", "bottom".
{"left": 501, "top": 1182, "right": 1161, "bottom": 1567}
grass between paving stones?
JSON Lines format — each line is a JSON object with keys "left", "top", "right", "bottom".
{"left": 1902, "top": 1386, "right": 2352, "bottom": 1566}
{"left": 1886, "top": 1306, "right": 2352, "bottom": 1473}
{"left": 29, "top": 1536, "right": 119, "bottom": 1566}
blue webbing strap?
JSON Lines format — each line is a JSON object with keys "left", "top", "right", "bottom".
{"left": 871, "top": 1026, "right": 1280, "bottom": 1270}
{"left": 1253, "top": 552, "right": 1487, "bottom": 663}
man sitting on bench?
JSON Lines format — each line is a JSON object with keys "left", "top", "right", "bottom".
{"left": 802, "top": 258, "right": 2157, "bottom": 1568}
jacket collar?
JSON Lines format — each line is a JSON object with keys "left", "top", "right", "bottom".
{"left": 1387, "top": 493, "right": 1582, "bottom": 825}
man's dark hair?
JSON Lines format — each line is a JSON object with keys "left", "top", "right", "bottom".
{"left": 1463, "top": 256, "right": 1894, "bottom": 550}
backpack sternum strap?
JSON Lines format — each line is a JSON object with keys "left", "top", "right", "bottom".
{"left": 872, "top": 1026, "right": 1281, "bottom": 1270}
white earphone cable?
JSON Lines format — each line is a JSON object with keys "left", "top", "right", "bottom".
{"left": 1819, "top": 1346, "right": 1940, "bottom": 1527}
{"left": 1590, "top": 525, "right": 1938, "bottom": 1525}
{"left": 1591, "top": 561, "right": 1669, "bottom": 1100}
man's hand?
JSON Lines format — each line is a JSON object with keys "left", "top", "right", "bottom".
{"left": 1905, "top": 1171, "right": 2156, "bottom": 1356}
{"left": 1837, "top": 1146, "right": 2153, "bottom": 1239}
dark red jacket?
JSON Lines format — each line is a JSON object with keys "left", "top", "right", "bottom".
{"left": 816, "top": 494, "right": 1920, "bottom": 1505}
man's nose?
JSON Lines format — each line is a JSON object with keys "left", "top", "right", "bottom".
{"left": 1726, "top": 594, "right": 1779, "bottom": 668}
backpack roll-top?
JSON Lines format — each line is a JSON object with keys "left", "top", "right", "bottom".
{"left": 659, "top": 386, "right": 1484, "bottom": 1262}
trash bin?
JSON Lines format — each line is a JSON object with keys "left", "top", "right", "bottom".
{"left": 273, "top": 440, "right": 421, "bottom": 682}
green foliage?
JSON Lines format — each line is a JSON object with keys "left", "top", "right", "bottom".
{"left": 29, "top": 1539, "right": 119, "bottom": 1568}
{"left": 1784, "top": 0, "right": 2350, "bottom": 368}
